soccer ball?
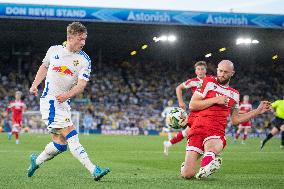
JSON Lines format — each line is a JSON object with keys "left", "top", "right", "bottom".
{"left": 166, "top": 107, "right": 188, "bottom": 129}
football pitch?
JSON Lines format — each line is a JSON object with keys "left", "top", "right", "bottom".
{"left": 0, "top": 134, "right": 283, "bottom": 189}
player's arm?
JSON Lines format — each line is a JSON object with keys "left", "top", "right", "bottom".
{"left": 6, "top": 104, "right": 11, "bottom": 113}
{"left": 7, "top": 102, "right": 13, "bottom": 109}
{"left": 189, "top": 92, "right": 227, "bottom": 111}
{"left": 238, "top": 109, "right": 246, "bottom": 114}
{"left": 30, "top": 64, "right": 48, "bottom": 96}
{"left": 231, "top": 101, "right": 271, "bottom": 125}
{"left": 176, "top": 83, "right": 186, "bottom": 110}
{"left": 30, "top": 46, "right": 53, "bottom": 96}
{"left": 56, "top": 79, "right": 88, "bottom": 103}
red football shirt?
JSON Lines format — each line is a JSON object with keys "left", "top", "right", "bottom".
{"left": 190, "top": 76, "right": 240, "bottom": 135}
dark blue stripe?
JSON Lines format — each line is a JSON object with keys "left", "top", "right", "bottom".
{"left": 79, "top": 51, "right": 91, "bottom": 63}
{"left": 48, "top": 100, "right": 55, "bottom": 126}
{"left": 66, "top": 130, "right": 78, "bottom": 140}
{"left": 67, "top": 99, "right": 71, "bottom": 105}
{"left": 83, "top": 73, "right": 90, "bottom": 79}
{"left": 53, "top": 142, "right": 67, "bottom": 152}
{"left": 41, "top": 82, "right": 49, "bottom": 98}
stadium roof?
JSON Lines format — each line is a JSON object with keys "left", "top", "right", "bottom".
{"left": 0, "top": 18, "right": 283, "bottom": 65}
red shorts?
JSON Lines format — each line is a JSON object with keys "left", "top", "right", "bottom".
{"left": 186, "top": 134, "right": 227, "bottom": 154}
{"left": 239, "top": 121, "right": 251, "bottom": 128}
{"left": 187, "top": 114, "right": 197, "bottom": 127}
{"left": 12, "top": 118, "right": 22, "bottom": 126}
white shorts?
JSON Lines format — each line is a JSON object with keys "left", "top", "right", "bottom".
{"left": 12, "top": 125, "right": 21, "bottom": 133}
{"left": 40, "top": 95, "right": 73, "bottom": 134}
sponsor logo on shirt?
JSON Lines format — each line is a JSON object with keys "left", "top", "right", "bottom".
{"left": 52, "top": 66, "right": 74, "bottom": 76}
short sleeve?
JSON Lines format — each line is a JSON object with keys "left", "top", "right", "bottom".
{"left": 78, "top": 61, "right": 91, "bottom": 81}
{"left": 194, "top": 77, "right": 212, "bottom": 98}
{"left": 42, "top": 47, "right": 53, "bottom": 68}
{"left": 233, "top": 94, "right": 240, "bottom": 109}
{"left": 182, "top": 79, "right": 193, "bottom": 89}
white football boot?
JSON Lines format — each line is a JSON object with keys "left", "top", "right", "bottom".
{"left": 195, "top": 157, "right": 222, "bottom": 179}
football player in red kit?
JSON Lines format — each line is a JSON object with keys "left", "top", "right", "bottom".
{"left": 234, "top": 95, "right": 253, "bottom": 144}
{"left": 7, "top": 91, "right": 26, "bottom": 144}
{"left": 180, "top": 60, "right": 271, "bottom": 179}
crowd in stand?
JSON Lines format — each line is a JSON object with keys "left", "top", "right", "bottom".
{"left": 0, "top": 54, "right": 283, "bottom": 135}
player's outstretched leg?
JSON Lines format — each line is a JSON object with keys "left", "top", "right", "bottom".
{"left": 93, "top": 166, "right": 111, "bottom": 181}
{"left": 163, "top": 141, "right": 171, "bottom": 156}
{"left": 27, "top": 154, "right": 39, "bottom": 177}
{"left": 260, "top": 133, "right": 274, "bottom": 150}
{"left": 163, "top": 129, "right": 188, "bottom": 156}
{"left": 11, "top": 131, "right": 20, "bottom": 144}
{"left": 27, "top": 141, "right": 67, "bottom": 177}
{"left": 234, "top": 127, "right": 242, "bottom": 143}
{"left": 242, "top": 132, "right": 247, "bottom": 144}
{"left": 65, "top": 129, "right": 110, "bottom": 181}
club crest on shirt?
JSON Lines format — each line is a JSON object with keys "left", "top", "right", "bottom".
{"left": 197, "top": 83, "right": 202, "bottom": 89}
{"left": 73, "top": 60, "right": 79, "bottom": 66}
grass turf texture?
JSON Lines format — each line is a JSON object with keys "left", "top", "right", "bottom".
{"left": 0, "top": 134, "right": 283, "bottom": 189}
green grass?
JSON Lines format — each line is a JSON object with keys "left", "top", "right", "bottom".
{"left": 0, "top": 133, "right": 283, "bottom": 189}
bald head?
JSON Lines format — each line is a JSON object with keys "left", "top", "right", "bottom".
{"left": 216, "top": 60, "right": 235, "bottom": 85}
{"left": 218, "top": 60, "right": 234, "bottom": 71}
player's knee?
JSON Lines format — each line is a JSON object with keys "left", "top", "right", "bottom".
{"left": 180, "top": 165, "right": 196, "bottom": 179}
{"left": 52, "top": 142, "right": 68, "bottom": 152}
{"left": 52, "top": 134, "right": 67, "bottom": 145}
{"left": 59, "top": 135, "right": 67, "bottom": 144}
{"left": 181, "top": 170, "right": 195, "bottom": 179}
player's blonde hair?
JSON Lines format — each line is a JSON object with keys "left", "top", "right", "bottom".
{"left": 67, "top": 22, "right": 87, "bottom": 36}
{"left": 194, "top": 61, "right": 207, "bottom": 69}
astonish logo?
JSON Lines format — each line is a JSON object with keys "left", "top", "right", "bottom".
{"left": 206, "top": 14, "right": 248, "bottom": 26}
{"left": 127, "top": 11, "right": 170, "bottom": 22}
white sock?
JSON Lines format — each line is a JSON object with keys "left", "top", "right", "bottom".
{"left": 67, "top": 134, "right": 95, "bottom": 174}
{"left": 168, "top": 132, "right": 172, "bottom": 140}
{"left": 36, "top": 142, "right": 64, "bottom": 165}
{"left": 182, "top": 130, "right": 188, "bottom": 138}
{"left": 165, "top": 141, "right": 172, "bottom": 147}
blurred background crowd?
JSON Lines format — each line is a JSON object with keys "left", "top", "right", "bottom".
{"left": 0, "top": 52, "right": 283, "bottom": 135}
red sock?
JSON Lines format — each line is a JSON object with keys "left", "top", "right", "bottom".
{"left": 170, "top": 131, "right": 184, "bottom": 144}
{"left": 243, "top": 134, "right": 247, "bottom": 141}
{"left": 235, "top": 133, "right": 240, "bottom": 140}
{"left": 14, "top": 132, "right": 19, "bottom": 140}
{"left": 201, "top": 152, "right": 216, "bottom": 167}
